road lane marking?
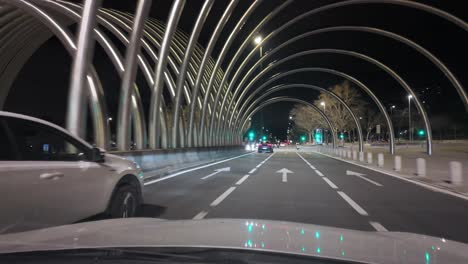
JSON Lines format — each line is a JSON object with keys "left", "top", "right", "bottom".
{"left": 337, "top": 191, "right": 369, "bottom": 216}
{"left": 211, "top": 187, "right": 236, "bottom": 206}
{"left": 313, "top": 151, "right": 468, "bottom": 202}
{"left": 354, "top": 174, "right": 383, "bottom": 186}
{"left": 201, "top": 167, "right": 231, "bottom": 180}
{"left": 314, "top": 170, "right": 324, "bottom": 177}
{"left": 144, "top": 152, "right": 254, "bottom": 186}
{"left": 323, "top": 177, "right": 338, "bottom": 189}
{"left": 297, "top": 152, "right": 318, "bottom": 170}
{"left": 283, "top": 174, "right": 287, "bottom": 182}
{"left": 249, "top": 168, "right": 257, "bottom": 174}
{"left": 236, "top": 175, "right": 250, "bottom": 185}
{"left": 369, "top": 221, "right": 388, "bottom": 232}
{"left": 193, "top": 211, "right": 208, "bottom": 220}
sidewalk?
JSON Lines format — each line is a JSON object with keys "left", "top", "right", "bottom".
{"left": 315, "top": 142, "right": 468, "bottom": 193}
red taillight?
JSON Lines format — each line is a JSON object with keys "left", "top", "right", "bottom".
{"left": 267, "top": 144, "right": 272, "bottom": 147}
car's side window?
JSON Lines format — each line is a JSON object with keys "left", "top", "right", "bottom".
{"left": 4, "top": 117, "right": 88, "bottom": 162}
{"left": 0, "top": 118, "right": 16, "bottom": 160}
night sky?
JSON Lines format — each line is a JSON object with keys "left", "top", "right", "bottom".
{"left": 5, "top": 0, "right": 468, "bottom": 140}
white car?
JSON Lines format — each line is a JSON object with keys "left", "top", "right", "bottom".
{"left": 0, "top": 111, "right": 144, "bottom": 233}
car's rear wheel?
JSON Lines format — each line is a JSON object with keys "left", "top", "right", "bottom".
{"left": 109, "top": 185, "right": 139, "bottom": 218}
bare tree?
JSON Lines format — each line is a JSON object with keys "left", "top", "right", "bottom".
{"left": 314, "top": 81, "right": 366, "bottom": 132}
{"left": 290, "top": 104, "right": 325, "bottom": 142}
{"left": 361, "top": 108, "right": 385, "bottom": 142}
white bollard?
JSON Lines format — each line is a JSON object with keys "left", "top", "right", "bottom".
{"left": 359, "top": 152, "right": 364, "bottom": 162}
{"left": 416, "top": 158, "right": 426, "bottom": 177}
{"left": 449, "top": 161, "right": 463, "bottom": 186}
{"left": 367, "top": 153, "right": 373, "bottom": 164}
{"left": 394, "top": 155, "right": 402, "bottom": 172}
{"left": 352, "top": 150, "right": 357, "bottom": 160}
{"left": 377, "top": 153, "right": 384, "bottom": 167}
{"left": 342, "top": 150, "right": 346, "bottom": 158}
{"left": 347, "top": 150, "right": 352, "bottom": 159}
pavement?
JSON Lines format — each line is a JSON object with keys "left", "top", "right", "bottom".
{"left": 140, "top": 146, "right": 468, "bottom": 244}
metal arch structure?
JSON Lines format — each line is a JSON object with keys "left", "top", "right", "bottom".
{"left": 216, "top": 25, "right": 465, "bottom": 150}
{"left": 0, "top": 0, "right": 465, "bottom": 155}
{"left": 234, "top": 68, "right": 395, "bottom": 154}
{"left": 221, "top": 48, "right": 433, "bottom": 155}
{"left": 234, "top": 83, "right": 363, "bottom": 152}
{"left": 0, "top": 1, "right": 237, "bottom": 151}
{"left": 212, "top": 0, "right": 467, "bottom": 155}
{"left": 239, "top": 97, "right": 338, "bottom": 149}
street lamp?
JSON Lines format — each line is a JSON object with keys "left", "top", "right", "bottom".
{"left": 289, "top": 116, "right": 292, "bottom": 120}
{"left": 253, "top": 35, "right": 263, "bottom": 71}
{"left": 254, "top": 35, "right": 262, "bottom": 45}
{"left": 320, "top": 101, "right": 325, "bottom": 112}
{"left": 408, "top": 95, "right": 413, "bottom": 142}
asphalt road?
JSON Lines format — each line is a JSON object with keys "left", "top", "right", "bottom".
{"left": 141, "top": 147, "right": 468, "bottom": 244}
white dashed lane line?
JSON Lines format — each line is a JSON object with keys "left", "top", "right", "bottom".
{"left": 337, "top": 191, "right": 369, "bottom": 216}
{"left": 314, "top": 170, "right": 324, "bottom": 177}
{"left": 369, "top": 221, "right": 388, "bottom": 232}
{"left": 322, "top": 177, "right": 338, "bottom": 189}
{"left": 210, "top": 187, "right": 237, "bottom": 207}
{"left": 236, "top": 175, "right": 250, "bottom": 185}
{"left": 249, "top": 168, "right": 257, "bottom": 174}
{"left": 193, "top": 211, "right": 208, "bottom": 220}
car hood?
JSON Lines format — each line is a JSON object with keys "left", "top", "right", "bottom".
{"left": 0, "top": 218, "right": 466, "bottom": 263}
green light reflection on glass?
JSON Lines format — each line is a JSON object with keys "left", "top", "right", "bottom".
{"left": 261, "top": 242, "right": 265, "bottom": 248}
{"left": 316, "top": 247, "right": 321, "bottom": 253}
{"left": 247, "top": 239, "right": 252, "bottom": 247}
{"left": 301, "top": 246, "right": 305, "bottom": 252}
{"left": 262, "top": 224, "right": 265, "bottom": 230}
{"left": 341, "top": 251, "right": 345, "bottom": 256}
{"left": 431, "top": 246, "right": 435, "bottom": 250}
{"left": 248, "top": 225, "right": 253, "bottom": 233}
{"left": 301, "top": 228, "right": 305, "bottom": 235}
{"left": 340, "top": 235, "right": 344, "bottom": 241}
{"left": 315, "top": 231, "right": 320, "bottom": 239}
{"left": 425, "top": 252, "right": 430, "bottom": 264}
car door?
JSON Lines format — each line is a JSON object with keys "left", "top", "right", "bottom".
{"left": 0, "top": 116, "right": 108, "bottom": 233}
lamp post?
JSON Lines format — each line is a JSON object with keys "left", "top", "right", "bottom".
{"left": 320, "top": 101, "right": 325, "bottom": 112}
{"left": 408, "top": 95, "right": 412, "bottom": 142}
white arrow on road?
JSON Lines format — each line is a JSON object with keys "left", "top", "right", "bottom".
{"left": 276, "top": 168, "right": 293, "bottom": 183}
{"left": 346, "top": 170, "right": 383, "bottom": 186}
{"left": 201, "top": 167, "right": 231, "bottom": 180}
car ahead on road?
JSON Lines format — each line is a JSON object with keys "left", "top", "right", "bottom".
{"left": 0, "top": 218, "right": 466, "bottom": 264}
{"left": 258, "top": 141, "right": 273, "bottom": 153}
{"left": 0, "top": 111, "right": 144, "bottom": 233}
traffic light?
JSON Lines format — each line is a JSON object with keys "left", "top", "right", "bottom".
{"left": 418, "top": 129, "right": 425, "bottom": 136}
{"left": 262, "top": 135, "right": 267, "bottom": 140}
{"left": 339, "top": 133, "right": 344, "bottom": 139}
{"left": 248, "top": 132, "right": 255, "bottom": 140}
{"left": 300, "top": 136, "right": 306, "bottom": 141}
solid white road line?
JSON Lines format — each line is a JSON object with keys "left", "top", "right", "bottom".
{"left": 193, "top": 211, "right": 209, "bottom": 220}
{"left": 211, "top": 187, "right": 236, "bottom": 206}
{"left": 354, "top": 174, "right": 383, "bottom": 187}
{"left": 310, "top": 165, "right": 316, "bottom": 170}
{"left": 282, "top": 174, "right": 287, "bottom": 183}
{"left": 236, "top": 175, "right": 250, "bottom": 185}
{"left": 337, "top": 191, "right": 369, "bottom": 216}
{"left": 369, "top": 221, "right": 388, "bottom": 232}
{"left": 249, "top": 168, "right": 257, "bottom": 174}
{"left": 314, "top": 170, "right": 324, "bottom": 177}
{"left": 144, "top": 152, "right": 254, "bottom": 186}
{"left": 323, "top": 177, "right": 338, "bottom": 189}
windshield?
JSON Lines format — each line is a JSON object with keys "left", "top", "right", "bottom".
{"left": 0, "top": 0, "right": 467, "bottom": 263}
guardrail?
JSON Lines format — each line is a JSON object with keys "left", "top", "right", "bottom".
{"left": 111, "top": 146, "right": 248, "bottom": 180}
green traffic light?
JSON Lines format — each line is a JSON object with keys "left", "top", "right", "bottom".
{"left": 418, "top": 129, "right": 425, "bottom": 136}
{"left": 262, "top": 136, "right": 267, "bottom": 140}
{"left": 301, "top": 136, "right": 306, "bottom": 141}
{"left": 339, "top": 133, "right": 344, "bottom": 139}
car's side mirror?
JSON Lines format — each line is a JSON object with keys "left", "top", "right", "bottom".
{"left": 90, "top": 147, "right": 105, "bottom": 162}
